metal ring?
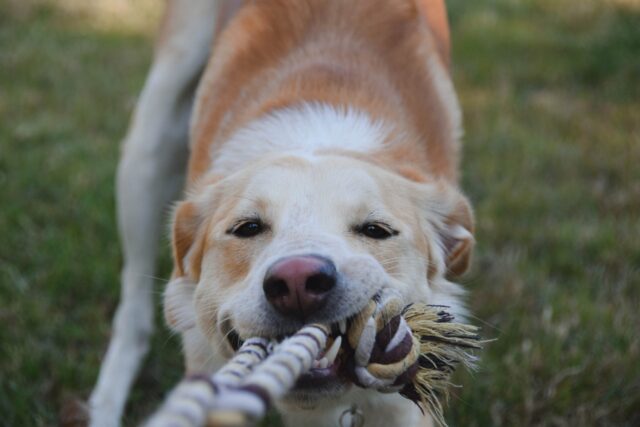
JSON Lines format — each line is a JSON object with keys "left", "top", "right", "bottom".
{"left": 339, "top": 404, "right": 364, "bottom": 427}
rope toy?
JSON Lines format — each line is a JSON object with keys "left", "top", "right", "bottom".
{"left": 147, "top": 289, "right": 481, "bottom": 427}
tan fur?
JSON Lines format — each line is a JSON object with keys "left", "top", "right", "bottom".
{"left": 188, "top": 0, "right": 459, "bottom": 184}
{"left": 417, "top": 0, "right": 451, "bottom": 68}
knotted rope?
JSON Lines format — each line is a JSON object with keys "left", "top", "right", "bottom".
{"left": 147, "top": 289, "right": 481, "bottom": 427}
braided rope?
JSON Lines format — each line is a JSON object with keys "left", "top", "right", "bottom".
{"left": 346, "top": 288, "right": 420, "bottom": 392}
{"left": 145, "top": 337, "right": 270, "bottom": 427}
{"left": 147, "top": 290, "right": 481, "bottom": 427}
{"left": 146, "top": 325, "right": 329, "bottom": 427}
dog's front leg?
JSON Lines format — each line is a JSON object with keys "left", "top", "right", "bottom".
{"left": 88, "top": 1, "right": 220, "bottom": 425}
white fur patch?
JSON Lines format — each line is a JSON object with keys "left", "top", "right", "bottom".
{"left": 212, "top": 103, "right": 390, "bottom": 174}
{"left": 427, "top": 56, "right": 463, "bottom": 143}
{"left": 164, "top": 277, "right": 197, "bottom": 332}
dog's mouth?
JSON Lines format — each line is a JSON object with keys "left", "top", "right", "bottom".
{"left": 223, "top": 319, "right": 351, "bottom": 391}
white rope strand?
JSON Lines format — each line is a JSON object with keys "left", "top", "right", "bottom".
{"left": 208, "top": 323, "right": 329, "bottom": 425}
{"left": 145, "top": 337, "right": 270, "bottom": 427}
{"left": 145, "top": 325, "right": 329, "bottom": 427}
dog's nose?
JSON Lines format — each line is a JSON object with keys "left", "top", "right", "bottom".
{"left": 263, "top": 255, "right": 337, "bottom": 320}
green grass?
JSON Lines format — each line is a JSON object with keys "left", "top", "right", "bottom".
{"left": 1, "top": 0, "right": 639, "bottom": 425}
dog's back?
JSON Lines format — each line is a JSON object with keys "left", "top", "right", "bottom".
{"left": 189, "top": 0, "right": 461, "bottom": 184}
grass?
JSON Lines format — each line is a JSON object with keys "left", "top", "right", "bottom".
{"left": 0, "top": 0, "right": 638, "bottom": 425}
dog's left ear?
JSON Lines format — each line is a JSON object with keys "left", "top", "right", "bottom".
{"left": 421, "top": 182, "right": 475, "bottom": 278}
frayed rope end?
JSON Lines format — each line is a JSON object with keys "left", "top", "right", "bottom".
{"left": 399, "top": 304, "right": 482, "bottom": 427}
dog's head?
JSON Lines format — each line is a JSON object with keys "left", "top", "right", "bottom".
{"left": 164, "top": 153, "right": 473, "bottom": 402}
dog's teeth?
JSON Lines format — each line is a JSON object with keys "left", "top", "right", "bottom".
{"left": 339, "top": 319, "right": 347, "bottom": 335}
{"left": 318, "top": 357, "right": 329, "bottom": 369}
{"left": 325, "top": 336, "right": 341, "bottom": 364}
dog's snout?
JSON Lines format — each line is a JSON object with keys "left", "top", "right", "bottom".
{"left": 263, "top": 255, "right": 336, "bottom": 319}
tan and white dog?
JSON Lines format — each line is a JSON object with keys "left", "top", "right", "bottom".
{"left": 89, "top": 1, "right": 474, "bottom": 426}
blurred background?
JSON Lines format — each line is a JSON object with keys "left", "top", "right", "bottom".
{"left": 1, "top": 0, "right": 639, "bottom": 425}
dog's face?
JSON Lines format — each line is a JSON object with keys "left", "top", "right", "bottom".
{"left": 166, "top": 153, "right": 473, "bottom": 402}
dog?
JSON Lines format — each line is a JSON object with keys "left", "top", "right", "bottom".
{"left": 88, "top": 1, "right": 474, "bottom": 426}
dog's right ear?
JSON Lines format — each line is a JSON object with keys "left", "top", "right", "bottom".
{"left": 419, "top": 181, "right": 475, "bottom": 279}
{"left": 171, "top": 200, "right": 207, "bottom": 280}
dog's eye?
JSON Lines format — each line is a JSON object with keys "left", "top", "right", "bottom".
{"left": 357, "top": 222, "right": 397, "bottom": 240}
{"left": 230, "top": 220, "right": 265, "bottom": 238}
